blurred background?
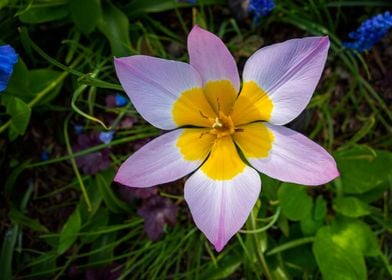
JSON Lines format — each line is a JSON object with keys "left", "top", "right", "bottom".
{"left": 0, "top": 0, "right": 391, "bottom": 279}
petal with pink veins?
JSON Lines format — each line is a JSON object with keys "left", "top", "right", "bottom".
{"left": 115, "top": 128, "right": 214, "bottom": 188}
{"left": 184, "top": 166, "right": 261, "bottom": 251}
{"left": 240, "top": 36, "right": 330, "bottom": 125}
{"left": 245, "top": 123, "right": 339, "bottom": 185}
{"left": 114, "top": 55, "right": 203, "bottom": 130}
{"left": 188, "top": 25, "right": 240, "bottom": 92}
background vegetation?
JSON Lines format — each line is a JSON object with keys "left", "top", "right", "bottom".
{"left": 1, "top": 0, "right": 391, "bottom": 279}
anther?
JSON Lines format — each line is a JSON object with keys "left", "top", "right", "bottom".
{"left": 212, "top": 117, "right": 223, "bottom": 128}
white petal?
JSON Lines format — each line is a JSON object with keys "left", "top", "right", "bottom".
{"left": 184, "top": 166, "right": 261, "bottom": 251}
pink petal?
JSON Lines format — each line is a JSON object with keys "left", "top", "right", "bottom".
{"left": 114, "top": 129, "right": 213, "bottom": 188}
{"left": 184, "top": 166, "right": 261, "bottom": 251}
{"left": 243, "top": 36, "right": 330, "bottom": 125}
{"left": 248, "top": 123, "right": 339, "bottom": 185}
{"left": 187, "top": 25, "right": 240, "bottom": 92}
{"left": 114, "top": 55, "right": 202, "bottom": 130}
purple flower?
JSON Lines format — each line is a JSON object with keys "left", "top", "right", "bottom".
{"left": 99, "top": 131, "right": 115, "bottom": 144}
{"left": 343, "top": 11, "right": 392, "bottom": 52}
{"left": 113, "top": 25, "right": 338, "bottom": 251}
{"left": 115, "top": 93, "right": 128, "bottom": 107}
{"left": 138, "top": 196, "right": 178, "bottom": 241}
{"left": 105, "top": 93, "right": 129, "bottom": 107}
{"left": 248, "top": 0, "right": 275, "bottom": 23}
{"left": 0, "top": 45, "right": 18, "bottom": 92}
{"left": 72, "top": 132, "right": 112, "bottom": 175}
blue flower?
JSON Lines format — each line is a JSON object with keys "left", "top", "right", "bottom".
{"left": 248, "top": 0, "right": 275, "bottom": 23}
{"left": 74, "top": 125, "right": 84, "bottom": 135}
{"left": 99, "top": 131, "right": 115, "bottom": 144}
{"left": 343, "top": 11, "right": 392, "bottom": 53}
{"left": 115, "top": 93, "right": 128, "bottom": 107}
{"left": 0, "top": 45, "right": 18, "bottom": 92}
{"left": 41, "top": 149, "right": 49, "bottom": 161}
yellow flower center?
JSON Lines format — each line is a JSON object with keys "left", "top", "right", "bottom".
{"left": 203, "top": 111, "right": 236, "bottom": 139}
{"left": 172, "top": 79, "right": 274, "bottom": 180}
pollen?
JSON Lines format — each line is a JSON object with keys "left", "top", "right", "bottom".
{"left": 208, "top": 111, "right": 236, "bottom": 138}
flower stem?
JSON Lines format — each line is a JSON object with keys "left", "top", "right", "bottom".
{"left": 63, "top": 114, "right": 92, "bottom": 212}
{"left": 250, "top": 208, "right": 273, "bottom": 280}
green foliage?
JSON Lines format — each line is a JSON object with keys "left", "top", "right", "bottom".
{"left": 1, "top": 95, "right": 31, "bottom": 140}
{"left": 58, "top": 208, "right": 82, "bottom": 254}
{"left": 313, "top": 218, "right": 380, "bottom": 279}
{"left": 70, "top": 0, "right": 102, "bottom": 34}
{"left": 335, "top": 146, "right": 392, "bottom": 194}
{"left": 278, "top": 183, "right": 312, "bottom": 221}
{"left": 1, "top": 0, "right": 391, "bottom": 279}
{"left": 97, "top": 1, "right": 132, "bottom": 56}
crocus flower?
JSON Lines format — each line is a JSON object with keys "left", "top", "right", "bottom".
{"left": 343, "top": 11, "right": 392, "bottom": 53}
{"left": 0, "top": 44, "right": 18, "bottom": 92}
{"left": 114, "top": 25, "right": 339, "bottom": 251}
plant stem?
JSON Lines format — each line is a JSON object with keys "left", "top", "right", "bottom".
{"left": 250, "top": 209, "right": 273, "bottom": 280}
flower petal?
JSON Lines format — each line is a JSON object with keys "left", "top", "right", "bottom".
{"left": 188, "top": 25, "right": 240, "bottom": 112}
{"left": 0, "top": 44, "right": 18, "bottom": 92}
{"left": 237, "top": 123, "right": 339, "bottom": 185}
{"left": 115, "top": 55, "right": 214, "bottom": 129}
{"left": 114, "top": 128, "right": 215, "bottom": 187}
{"left": 232, "top": 36, "right": 330, "bottom": 125}
{"left": 184, "top": 166, "right": 261, "bottom": 251}
{"left": 200, "top": 136, "right": 246, "bottom": 180}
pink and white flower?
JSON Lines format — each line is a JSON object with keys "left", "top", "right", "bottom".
{"left": 114, "top": 25, "right": 339, "bottom": 251}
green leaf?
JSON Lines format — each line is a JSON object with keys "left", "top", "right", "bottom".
{"left": 313, "top": 217, "right": 380, "bottom": 280}
{"left": 313, "top": 196, "right": 327, "bottom": 221}
{"left": 95, "top": 169, "right": 132, "bottom": 213}
{"left": 3, "top": 58, "right": 30, "bottom": 98}
{"left": 200, "top": 255, "right": 242, "bottom": 279}
{"left": 28, "top": 69, "right": 63, "bottom": 105}
{"left": 80, "top": 208, "right": 109, "bottom": 244}
{"left": 70, "top": 0, "right": 102, "bottom": 34}
{"left": 335, "top": 146, "right": 392, "bottom": 194}
{"left": 4, "top": 159, "right": 31, "bottom": 193}
{"left": 125, "top": 0, "right": 224, "bottom": 17}
{"left": 88, "top": 231, "right": 117, "bottom": 265}
{"left": 331, "top": 218, "right": 379, "bottom": 257}
{"left": 19, "top": 4, "right": 69, "bottom": 24}
{"left": 58, "top": 208, "right": 81, "bottom": 254}
{"left": 9, "top": 208, "right": 48, "bottom": 232}
{"left": 313, "top": 226, "right": 367, "bottom": 280}
{"left": 278, "top": 183, "right": 312, "bottom": 221}
{"left": 97, "top": 1, "right": 131, "bottom": 56}
{"left": 300, "top": 196, "right": 327, "bottom": 235}
{"left": 1, "top": 95, "right": 31, "bottom": 139}
{"left": 0, "top": 0, "right": 9, "bottom": 9}
{"left": 282, "top": 244, "right": 317, "bottom": 276}
{"left": 300, "top": 214, "right": 322, "bottom": 236}
{"left": 0, "top": 225, "right": 19, "bottom": 280}
{"left": 333, "top": 197, "right": 371, "bottom": 217}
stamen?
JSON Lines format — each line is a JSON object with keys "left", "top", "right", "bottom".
{"left": 212, "top": 117, "right": 223, "bottom": 128}
{"left": 216, "top": 97, "right": 221, "bottom": 112}
{"left": 199, "top": 110, "right": 209, "bottom": 119}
